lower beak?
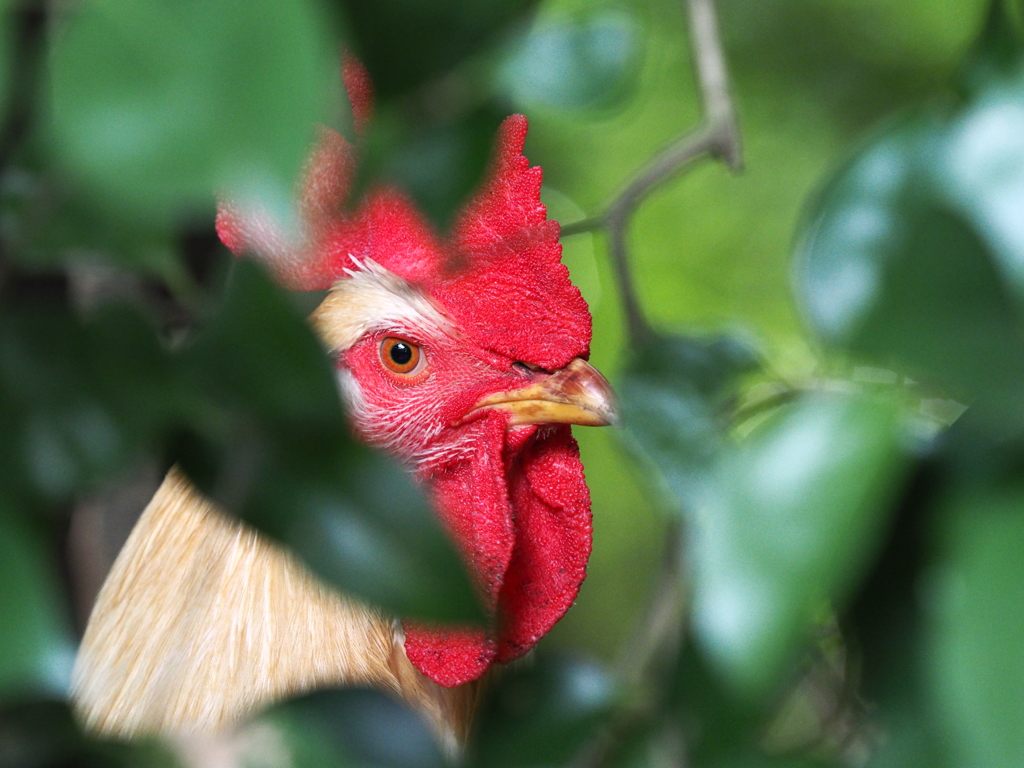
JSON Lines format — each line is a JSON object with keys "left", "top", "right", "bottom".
{"left": 467, "top": 358, "right": 619, "bottom": 427}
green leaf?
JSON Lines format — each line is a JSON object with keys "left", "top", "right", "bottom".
{"left": 841, "top": 470, "right": 932, "bottom": 711}
{"left": 691, "top": 393, "right": 908, "bottom": 697}
{"left": 959, "top": 0, "right": 1024, "bottom": 92}
{"left": 794, "top": 61, "right": 1024, "bottom": 422}
{"left": 926, "top": 486, "right": 1024, "bottom": 768}
{"left": 864, "top": 715, "right": 954, "bottom": 768}
{"left": 48, "top": 0, "right": 333, "bottom": 227}
{"left": 698, "top": 756, "right": 829, "bottom": 768}
{"left": 672, "top": 640, "right": 764, "bottom": 760}
{"left": 0, "top": 167, "right": 189, "bottom": 276}
{"left": 356, "top": 103, "right": 506, "bottom": 231}
{"left": 336, "top": 0, "right": 544, "bottom": 230}
{"left": 258, "top": 688, "right": 447, "bottom": 768}
{"left": 339, "top": 0, "right": 538, "bottom": 99}
{"left": 178, "top": 260, "right": 484, "bottom": 625}
{"left": 0, "top": 0, "right": 15, "bottom": 120}
{"left": 618, "top": 332, "right": 759, "bottom": 514}
{"left": 469, "top": 652, "right": 615, "bottom": 768}
{"left": 184, "top": 260, "right": 346, "bottom": 438}
{"left": 496, "top": 10, "right": 641, "bottom": 111}
{"left": 0, "top": 700, "right": 180, "bottom": 768}
{"left": 0, "top": 510, "right": 76, "bottom": 705}
{"left": 0, "top": 305, "right": 171, "bottom": 503}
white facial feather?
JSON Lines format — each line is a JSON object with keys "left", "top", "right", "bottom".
{"left": 311, "top": 259, "right": 475, "bottom": 463}
{"left": 310, "top": 258, "right": 450, "bottom": 353}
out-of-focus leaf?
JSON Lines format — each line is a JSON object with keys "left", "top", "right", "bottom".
{"left": 619, "top": 332, "right": 759, "bottom": 513}
{"left": 470, "top": 652, "right": 615, "bottom": 768}
{"left": 864, "top": 715, "right": 953, "bottom": 768}
{"left": 184, "top": 260, "right": 345, "bottom": 437}
{"left": 49, "top": 0, "right": 332, "bottom": 226}
{"left": 0, "top": 165, "right": 188, "bottom": 279}
{"left": 497, "top": 10, "right": 641, "bottom": 111}
{"left": 692, "top": 393, "right": 907, "bottom": 696}
{"left": 840, "top": 466, "right": 956, "bottom": 768}
{"left": 0, "top": 700, "right": 179, "bottom": 768}
{"left": 178, "top": 260, "right": 484, "bottom": 625}
{"left": 339, "top": 0, "right": 538, "bottom": 99}
{"left": 259, "top": 688, "right": 446, "bottom": 768}
{"left": 673, "top": 640, "right": 764, "bottom": 760}
{"left": 356, "top": 103, "right": 506, "bottom": 231}
{"left": 0, "top": 311, "right": 108, "bottom": 500}
{"left": 0, "top": 511, "right": 75, "bottom": 705}
{"left": 841, "top": 464, "right": 933, "bottom": 711}
{"left": 699, "top": 756, "right": 828, "bottom": 768}
{"left": 794, "top": 49, "right": 1024, "bottom": 423}
{"left": 338, "top": 0, "right": 544, "bottom": 230}
{"left": 0, "top": 305, "right": 170, "bottom": 503}
{"left": 958, "top": 0, "right": 1024, "bottom": 92}
{"left": 0, "top": 0, "right": 14, "bottom": 120}
{"left": 926, "top": 486, "right": 1024, "bottom": 768}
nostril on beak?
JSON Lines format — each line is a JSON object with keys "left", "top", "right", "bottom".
{"left": 512, "top": 361, "right": 549, "bottom": 379}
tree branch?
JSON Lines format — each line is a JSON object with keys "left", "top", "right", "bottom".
{"left": 688, "top": 0, "right": 741, "bottom": 169}
{"left": 564, "top": 0, "right": 742, "bottom": 345}
{"left": 559, "top": 216, "right": 605, "bottom": 238}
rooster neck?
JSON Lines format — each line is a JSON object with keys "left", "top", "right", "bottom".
{"left": 72, "top": 469, "right": 481, "bottom": 756}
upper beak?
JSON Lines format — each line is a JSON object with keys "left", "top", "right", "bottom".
{"left": 466, "top": 357, "right": 619, "bottom": 427}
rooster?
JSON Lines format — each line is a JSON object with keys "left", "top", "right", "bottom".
{"left": 71, "top": 61, "right": 617, "bottom": 754}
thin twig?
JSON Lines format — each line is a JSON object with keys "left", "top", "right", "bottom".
{"left": 605, "top": 126, "right": 718, "bottom": 344}
{"left": 568, "top": 0, "right": 742, "bottom": 345}
{"left": 616, "top": 518, "right": 686, "bottom": 690}
{"left": 687, "top": 0, "right": 742, "bottom": 170}
{"left": 559, "top": 216, "right": 606, "bottom": 238}
{"left": 731, "top": 385, "right": 801, "bottom": 428}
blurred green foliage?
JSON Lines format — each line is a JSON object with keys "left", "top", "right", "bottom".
{"left": 0, "top": 511, "right": 74, "bottom": 706}
{"left": 691, "top": 393, "right": 907, "bottom": 698}
{"left": 2, "top": 0, "right": 1024, "bottom": 765}
{"left": 48, "top": 0, "right": 334, "bottom": 228}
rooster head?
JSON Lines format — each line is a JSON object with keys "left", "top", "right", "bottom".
{"left": 215, "top": 60, "right": 618, "bottom": 688}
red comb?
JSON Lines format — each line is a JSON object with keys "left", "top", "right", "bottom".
{"left": 342, "top": 56, "right": 373, "bottom": 135}
{"left": 434, "top": 115, "right": 591, "bottom": 370}
{"left": 217, "top": 92, "right": 590, "bottom": 370}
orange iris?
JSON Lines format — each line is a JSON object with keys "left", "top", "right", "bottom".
{"left": 380, "top": 337, "right": 423, "bottom": 375}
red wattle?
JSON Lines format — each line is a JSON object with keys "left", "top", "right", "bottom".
{"left": 403, "top": 419, "right": 592, "bottom": 687}
{"left": 496, "top": 426, "right": 592, "bottom": 662}
{"left": 403, "top": 417, "right": 512, "bottom": 686}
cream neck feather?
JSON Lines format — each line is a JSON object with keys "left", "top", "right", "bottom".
{"left": 72, "top": 470, "right": 480, "bottom": 756}
{"left": 74, "top": 264, "right": 481, "bottom": 754}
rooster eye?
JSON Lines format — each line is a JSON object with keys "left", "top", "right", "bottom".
{"left": 380, "top": 337, "right": 424, "bottom": 375}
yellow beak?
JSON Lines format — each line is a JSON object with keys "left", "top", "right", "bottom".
{"left": 467, "top": 357, "right": 619, "bottom": 427}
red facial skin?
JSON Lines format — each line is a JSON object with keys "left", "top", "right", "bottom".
{"left": 341, "top": 329, "right": 531, "bottom": 463}
{"left": 341, "top": 329, "right": 592, "bottom": 687}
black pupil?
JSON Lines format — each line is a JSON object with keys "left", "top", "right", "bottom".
{"left": 390, "top": 342, "right": 413, "bottom": 366}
